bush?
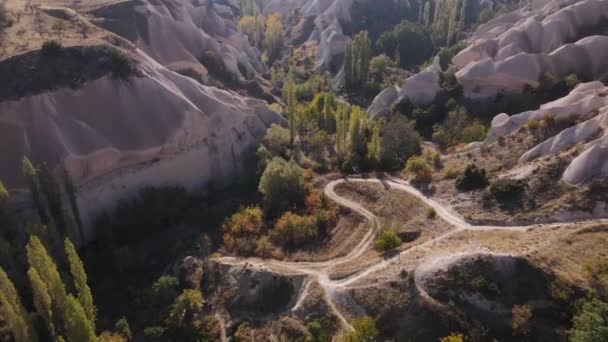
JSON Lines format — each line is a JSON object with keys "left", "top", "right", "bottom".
{"left": 105, "top": 47, "right": 138, "bottom": 79}
{"left": 404, "top": 156, "right": 432, "bottom": 183}
{"left": 512, "top": 304, "right": 532, "bottom": 336}
{"left": 381, "top": 116, "right": 421, "bottom": 170}
{"left": 41, "top": 40, "right": 63, "bottom": 58}
{"left": 262, "top": 124, "right": 290, "bottom": 157}
{"left": 273, "top": 212, "right": 318, "bottom": 246}
{"left": 369, "top": 54, "right": 390, "bottom": 82}
{"left": 461, "top": 121, "right": 488, "bottom": 143}
{"left": 440, "top": 333, "right": 466, "bottom": 342}
{"left": 455, "top": 164, "right": 488, "bottom": 191}
{"left": 222, "top": 206, "right": 264, "bottom": 255}
{"left": 258, "top": 158, "right": 307, "bottom": 217}
{"left": 346, "top": 316, "right": 379, "bottom": 342}
{"left": 568, "top": 298, "right": 608, "bottom": 342}
{"left": 427, "top": 208, "right": 437, "bottom": 219}
{"left": 375, "top": 230, "right": 401, "bottom": 251}
{"left": 490, "top": 178, "right": 525, "bottom": 201}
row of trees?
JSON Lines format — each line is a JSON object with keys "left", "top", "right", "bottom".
{"left": 0, "top": 236, "right": 128, "bottom": 341}
{"left": 238, "top": 12, "right": 284, "bottom": 66}
{"left": 344, "top": 31, "right": 371, "bottom": 91}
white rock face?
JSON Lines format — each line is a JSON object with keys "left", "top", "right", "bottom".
{"left": 485, "top": 82, "right": 608, "bottom": 184}
{"left": 368, "top": 57, "right": 442, "bottom": 118}
{"left": 0, "top": 49, "right": 283, "bottom": 239}
{"left": 91, "top": 0, "right": 265, "bottom": 84}
{"left": 453, "top": 0, "right": 608, "bottom": 98}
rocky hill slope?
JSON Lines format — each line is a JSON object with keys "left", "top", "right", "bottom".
{"left": 0, "top": 0, "right": 283, "bottom": 237}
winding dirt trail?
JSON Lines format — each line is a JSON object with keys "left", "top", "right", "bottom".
{"left": 216, "top": 177, "right": 608, "bottom": 330}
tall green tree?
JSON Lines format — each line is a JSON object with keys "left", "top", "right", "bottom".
{"left": 64, "top": 294, "right": 96, "bottom": 342}
{"left": 258, "top": 157, "right": 307, "bottom": 217}
{"left": 23, "top": 157, "right": 49, "bottom": 224}
{"left": 346, "top": 106, "right": 367, "bottom": 168}
{"left": 26, "top": 236, "right": 68, "bottom": 328}
{"left": 284, "top": 76, "right": 298, "bottom": 147}
{"left": 38, "top": 163, "right": 66, "bottom": 234}
{"left": 366, "top": 121, "right": 382, "bottom": 168}
{"left": 344, "top": 31, "right": 371, "bottom": 91}
{"left": 0, "top": 267, "right": 36, "bottom": 342}
{"left": 335, "top": 103, "right": 349, "bottom": 164}
{"left": 264, "top": 13, "right": 284, "bottom": 65}
{"left": 65, "top": 239, "right": 95, "bottom": 322}
{"left": 28, "top": 267, "right": 55, "bottom": 338}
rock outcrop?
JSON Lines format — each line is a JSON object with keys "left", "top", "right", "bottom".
{"left": 453, "top": 0, "right": 608, "bottom": 98}
{"left": 486, "top": 82, "right": 608, "bottom": 184}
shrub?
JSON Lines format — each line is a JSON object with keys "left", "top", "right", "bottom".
{"left": 152, "top": 275, "right": 179, "bottom": 304}
{"left": 404, "top": 156, "right": 432, "bottom": 183}
{"left": 222, "top": 206, "right": 264, "bottom": 254}
{"left": 490, "top": 178, "right": 525, "bottom": 201}
{"left": 568, "top": 299, "right": 608, "bottom": 342}
{"left": 455, "top": 164, "right": 488, "bottom": 191}
{"left": 512, "top": 304, "right": 532, "bottom": 336}
{"left": 549, "top": 278, "right": 573, "bottom": 302}
{"left": 103, "top": 47, "right": 138, "bottom": 79}
{"left": 273, "top": 212, "right": 318, "bottom": 246}
{"left": 262, "top": 124, "right": 290, "bottom": 157}
{"left": 427, "top": 208, "right": 437, "bottom": 219}
{"left": 381, "top": 116, "right": 421, "bottom": 170}
{"left": 440, "top": 333, "right": 466, "bottom": 342}
{"left": 258, "top": 158, "right": 307, "bottom": 217}
{"left": 375, "top": 230, "right": 401, "bottom": 252}
{"left": 461, "top": 121, "right": 488, "bottom": 143}
{"left": 346, "top": 316, "right": 379, "bottom": 342}
{"left": 369, "top": 54, "right": 390, "bottom": 82}
{"left": 565, "top": 73, "right": 581, "bottom": 89}
{"left": 41, "top": 40, "right": 63, "bottom": 58}
{"left": 443, "top": 164, "right": 459, "bottom": 179}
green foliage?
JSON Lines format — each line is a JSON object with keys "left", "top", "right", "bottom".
{"left": 346, "top": 316, "right": 379, "bottom": 342}
{"left": 490, "top": 179, "right": 525, "bottom": 202}
{"left": 375, "top": 231, "right": 401, "bottom": 252}
{"left": 263, "top": 124, "right": 291, "bottom": 157}
{"left": 344, "top": 31, "right": 371, "bottom": 91}
{"left": 264, "top": 13, "right": 284, "bottom": 65}
{"left": 28, "top": 267, "right": 55, "bottom": 337}
{"left": 369, "top": 54, "right": 390, "bottom": 82}
{"left": 284, "top": 76, "right": 298, "bottom": 146}
{"left": 512, "top": 304, "right": 532, "bottom": 336}
{"left": 376, "top": 21, "right": 434, "bottom": 69}
{"left": 366, "top": 121, "right": 382, "bottom": 169}
{"left": 549, "top": 278, "right": 574, "bottom": 302}
{"left": 152, "top": 275, "right": 180, "bottom": 304}
{"left": 273, "top": 211, "right": 318, "bottom": 246}
{"left": 0, "top": 267, "right": 36, "bottom": 342}
{"left": 460, "top": 121, "right": 488, "bottom": 144}
{"left": 440, "top": 333, "right": 466, "bottom": 342}
{"left": 431, "top": 0, "right": 468, "bottom": 46}
{"left": 405, "top": 156, "right": 432, "bottom": 183}
{"left": 565, "top": 73, "right": 581, "bottom": 89}
{"left": 64, "top": 294, "right": 96, "bottom": 342}
{"left": 258, "top": 158, "right": 307, "bottom": 217}
{"left": 455, "top": 164, "right": 488, "bottom": 191}
{"left": 431, "top": 105, "right": 487, "bottom": 149}
{"left": 380, "top": 116, "right": 421, "bottom": 170}
{"left": 114, "top": 317, "right": 132, "bottom": 340}
{"left": 568, "top": 299, "right": 608, "bottom": 342}
{"left": 239, "top": 15, "right": 265, "bottom": 48}
{"left": 427, "top": 208, "right": 437, "bottom": 219}
{"left": 26, "top": 236, "right": 68, "bottom": 329}
{"left": 169, "top": 289, "right": 203, "bottom": 328}
{"left": 222, "top": 206, "right": 264, "bottom": 255}
{"left": 22, "top": 157, "right": 49, "bottom": 224}
{"left": 0, "top": 181, "right": 7, "bottom": 202}
{"left": 437, "top": 42, "right": 466, "bottom": 69}
{"left": 306, "top": 319, "right": 329, "bottom": 342}
{"left": 65, "top": 239, "right": 95, "bottom": 322}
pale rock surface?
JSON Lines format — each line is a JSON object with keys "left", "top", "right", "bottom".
{"left": 0, "top": 50, "right": 283, "bottom": 239}
{"left": 453, "top": 0, "right": 608, "bottom": 98}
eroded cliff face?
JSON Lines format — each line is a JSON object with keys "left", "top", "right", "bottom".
{"left": 0, "top": 0, "right": 283, "bottom": 239}
{"left": 454, "top": 0, "right": 608, "bottom": 98}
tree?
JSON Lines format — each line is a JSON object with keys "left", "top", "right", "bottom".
{"left": 152, "top": 275, "right": 180, "bottom": 305}
{"left": 440, "top": 333, "right": 466, "bottom": 342}
{"left": 26, "top": 236, "right": 68, "bottom": 327}
{"left": 345, "top": 106, "right": 367, "bottom": 170}
{"left": 344, "top": 31, "right": 371, "bottom": 91}
{"left": 335, "top": 103, "right": 349, "bottom": 164}
{"left": 376, "top": 21, "right": 434, "bottom": 69}
{"left": 263, "top": 124, "right": 290, "bottom": 158}
{"left": 380, "top": 116, "right": 421, "bottom": 170}
{"left": 114, "top": 317, "right": 132, "bottom": 340}
{"left": 65, "top": 239, "right": 95, "bottom": 322}
{"left": 238, "top": 15, "right": 265, "bottom": 48}
{"left": 64, "top": 294, "right": 96, "bottom": 342}
{"left": 346, "top": 316, "right": 379, "bottom": 342}
{"left": 404, "top": 156, "right": 432, "bottom": 183}
{"left": 284, "top": 77, "right": 298, "bottom": 147}
{"left": 273, "top": 212, "right": 318, "bottom": 246}
{"left": 455, "top": 164, "right": 488, "bottom": 191}
{"left": 369, "top": 54, "right": 390, "bottom": 83}
{"left": 169, "top": 289, "right": 203, "bottom": 328}
{"left": 28, "top": 267, "right": 54, "bottom": 337}
{"left": 52, "top": 20, "right": 66, "bottom": 40}
{"left": 258, "top": 158, "right": 307, "bottom": 217}
{"left": 568, "top": 299, "right": 608, "bottom": 342}
{"left": 222, "top": 206, "right": 264, "bottom": 255}
{"left": 375, "top": 231, "right": 401, "bottom": 251}
{"left": 38, "top": 163, "right": 66, "bottom": 233}
{"left": 366, "top": 121, "right": 382, "bottom": 169}
{"left": 264, "top": 13, "right": 284, "bottom": 65}
{"left": 23, "top": 157, "right": 49, "bottom": 224}
{"left": 512, "top": 304, "right": 532, "bottom": 336}
{"left": 0, "top": 267, "right": 36, "bottom": 342}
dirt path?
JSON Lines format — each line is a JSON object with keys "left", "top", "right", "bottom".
{"left": 216, "top": 177, "right": 608, "bottom": 331}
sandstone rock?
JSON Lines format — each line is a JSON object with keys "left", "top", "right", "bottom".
{"left": 178, "top": 256, "right": 204, "bottom": 290}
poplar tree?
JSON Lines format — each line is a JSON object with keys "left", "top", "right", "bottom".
{"left": 38, "top": 163, "right": 66, "bottom": 234}
{"left": 23, "top": 157, "right": 49, "bottom": 224}
{"left": 26, "top": 236, "right": 68, "bottom": 327}
{"left": 347, "top": 106, "right": 367, "bottom": 167}
{"left": 344, "top": 31, "right": 371, "bottom": 91}
{"left": 264, "top": 13, "right": 284, "bottom": 65}
{"left": 64, "top": 294, "right": 96, "bottom": 342}
{"left": 65, "top": 239, "right": 95, "bottom": 322}
{"left": 423, "top": 1, "right": 431, "bottom": 26}
{"left": 0, "top": 267, "right": 36, "bottom": 342}
{"left": 367, "top": 121, "right": 382, "bottom": 168}
{"left": 284, "top": 76, "right": 297, "bottom": 147}
{"left": 28, "top": 267, "right": 54, "bottom": 337}
{"left": 335, "top": 103, "right": 349, "bottom": 164}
